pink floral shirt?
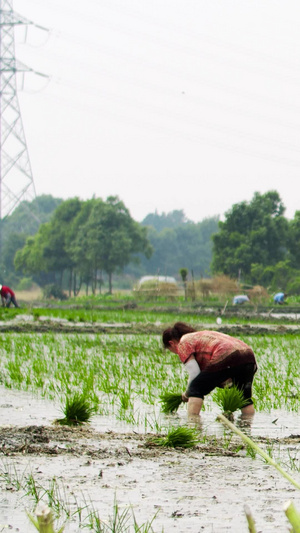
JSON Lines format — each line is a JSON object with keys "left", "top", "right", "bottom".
{"left": 177, "top": 330, "right": 255, "bottom": 371}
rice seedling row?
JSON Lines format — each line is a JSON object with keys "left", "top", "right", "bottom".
{"left": 1, "top": 332, "right": 300, "bottom": 424}
{"left": 7, "top": 305, "right": 300, "bottom": 326}
{"left": 2, "top": 307, "right": 300, "bottom": 532}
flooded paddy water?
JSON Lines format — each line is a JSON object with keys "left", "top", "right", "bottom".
{"left": 1, "top": 313, "right": 300, "bottom": 531}
{"left": 1, "top": 388, "right": 300, "bottom": 532}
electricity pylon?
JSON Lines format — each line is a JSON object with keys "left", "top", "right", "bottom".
{"left": 0, "top": 0, "right": 38, "bottom": 223}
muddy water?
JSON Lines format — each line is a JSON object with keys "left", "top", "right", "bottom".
{"left": 1, "top": 385, "right": 298, "bottom": 439}
{"left": 1, "top": 386, "right": 300, "bottom": 532}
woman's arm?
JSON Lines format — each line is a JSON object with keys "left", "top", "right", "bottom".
{"left": 183, "top": 355, "right": 200, "bottom": 398}
{"left": 185, "top": 357, "right": 200, "bottom": 383}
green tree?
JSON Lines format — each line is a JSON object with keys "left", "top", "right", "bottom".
{"left": 2, "top": 195, "right": 62, "bottom": 237}
{"left": 137, "top": 216, "right": 219, "bottom": 279}
{"left": 142, "top": 209, "right": 189, "bottom": 231}
{"left": 15, "top": 198, "right": 82, "bottom": 291}
{"left": 66, "top": 198, "right": 98, "bottom": 294}
{"left": 42, "top": 198, "right": 82, "bottom": 292}
{"left": 0, "top": 232, "right": 27, "bottom": 286}
{"left": 211, "top": 191, "right": 289, "bottom": 283}
{"left": 81, "top": 197, "right": 152, "bottom": 294}
{"left": 1, "top": 195, "right": 63, "bottom": 285}
{"left": 15, "top": 196, "right": 153, "bottom": 295}
{"left": 288, "top": 211, "right": 300, "bottom": 268}
{"left": 14, "top": 229, "right": 54, "bottom": 286}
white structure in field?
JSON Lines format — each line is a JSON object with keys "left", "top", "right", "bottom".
{"left": 138, "top": 275, "right": 177, "bottom": 286}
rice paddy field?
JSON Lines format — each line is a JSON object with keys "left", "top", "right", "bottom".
{"left": 1, "top": 302, "right": 300, "bottom": 531}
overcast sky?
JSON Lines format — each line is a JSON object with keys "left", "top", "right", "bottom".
{"left": 11, "top": 0, "right": 300, "bottom": 223}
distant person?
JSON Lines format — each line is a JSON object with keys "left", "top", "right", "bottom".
{"left": 274, "top": 292, "right": 287, "bottom": 305}
{"left": 0, "top": 284, "right": 19, "bottom": 308}
{"left": 232, "top": 294, "right": 250, "bottom": 305}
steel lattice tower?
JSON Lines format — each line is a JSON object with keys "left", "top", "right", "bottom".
{"left": 0, "top": 0, "right": 37, "bottom": 221}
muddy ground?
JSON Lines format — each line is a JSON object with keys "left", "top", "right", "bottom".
{"left": 1, "top": 389, "right": 300, "bottom": 533}
{"left": 1, "top": 311, "right": 300, "bottom": 336}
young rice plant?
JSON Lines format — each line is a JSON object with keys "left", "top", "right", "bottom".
{"left": 213, "top": 384, "right": 249, "bottom": 416}
{"left": 147, "top": 426, "right": 200, "bottom": 448}
{"left": 55, "top": 392, "right": 97, "bottom": 426}
{"left": 159, "top": 392, "right": 183, "bottom": 413}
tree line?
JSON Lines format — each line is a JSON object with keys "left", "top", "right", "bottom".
{"left": 1, "top": 189, "right": 299, "bottom": 296}
{"left": 0, "top": 195, "right": 219, "bottom": 294}
{"left": 13, "top": 196, "right": 151, "bottom": 295}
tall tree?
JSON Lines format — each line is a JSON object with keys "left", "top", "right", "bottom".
{"left": 82, "top": 197, "right": 152, "bottom": 293}
{"left": 211, "top": 191, "right": 289, "bottom": 281}
{"left": 66, "top": 198, "right": 98, "bottom": 294}
{"left": 15, "top": 198, "right": 82, "bottom": 290}
{"left": 287, "top": 211, "right": 300, "bottom": 268}
{"left": 15, "top": 196, "right": 152, "bottom": 295}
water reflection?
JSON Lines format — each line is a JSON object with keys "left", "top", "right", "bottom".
{"left": 2, "top": 385, "right": 300, "bottom": 443}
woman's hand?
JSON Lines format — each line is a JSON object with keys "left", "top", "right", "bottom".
{"left": 220, "top": 378, "right": 233, "bottom": 388}
{"left": 182, "top": 392, "right": 189, "bottom": 402}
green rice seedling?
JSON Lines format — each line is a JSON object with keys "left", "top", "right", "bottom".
{"left": 147, "top": 426, "right": 200, "bottom": 448}
{"left": 26, "top": 473, "right": 41, "bottom": 503}
{"left": 284, "top": 448, "right": 300, "bottom": 473}
{"left": 55, "top": 392, "right": 97, "bottom": 426}
{"left": 144, "top": 412, "right": 163, "bottom": 433}
{"left": 84, "top": 495, "right": 159, "bottom": 532}
{"left": 33, "top": 310, "right": 41, "bottom": 320}
{"left": 222, "top": 430, "right": 234, "bottom": 450}
{"left": 0, "top": 459, "right": 27, "bottom": 490}
{"left": 159, "top": 392, "right": 183, "bottom": 413}
{"left": 213, "top": 384, "right": 249, "bottom": 416}
{"left": 119, "top": 389, "right": 132, "bottom": 411}
{"left": 246, "top": 444, "right": 257, "bottom": 459}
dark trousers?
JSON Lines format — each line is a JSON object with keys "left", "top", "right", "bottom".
{"left": 5, "top": 294, "right": 19, "bottom": 308}
{"left": 187, "top": 363, "right": 257, "bottom": 406}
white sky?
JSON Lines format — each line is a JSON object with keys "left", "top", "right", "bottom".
{"left": 11, "top": 0, "right": 300, "bottom": 223}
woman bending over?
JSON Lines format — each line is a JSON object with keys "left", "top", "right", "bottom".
{"left": 162, "top": 322, "right": 257, "bottom": 417}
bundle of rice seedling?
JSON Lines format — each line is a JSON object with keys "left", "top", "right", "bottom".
{"left": 55, "top": 392, "right": 97, "bottom": 426}
{"left": 213, "top": 384, "right": 249, "bottom": 416}
{"left": 147, "top": 426, "right": 199, "bottom": 448}
{"left": 159, "top": 392, "right": 183, "bottom": 413}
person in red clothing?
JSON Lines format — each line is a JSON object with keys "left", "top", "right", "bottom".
{"left": 0, "top": 284, "right": 19, "bottom": 308}
{"left": 162, "top": 322, "right": 257, "bottom": 417}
